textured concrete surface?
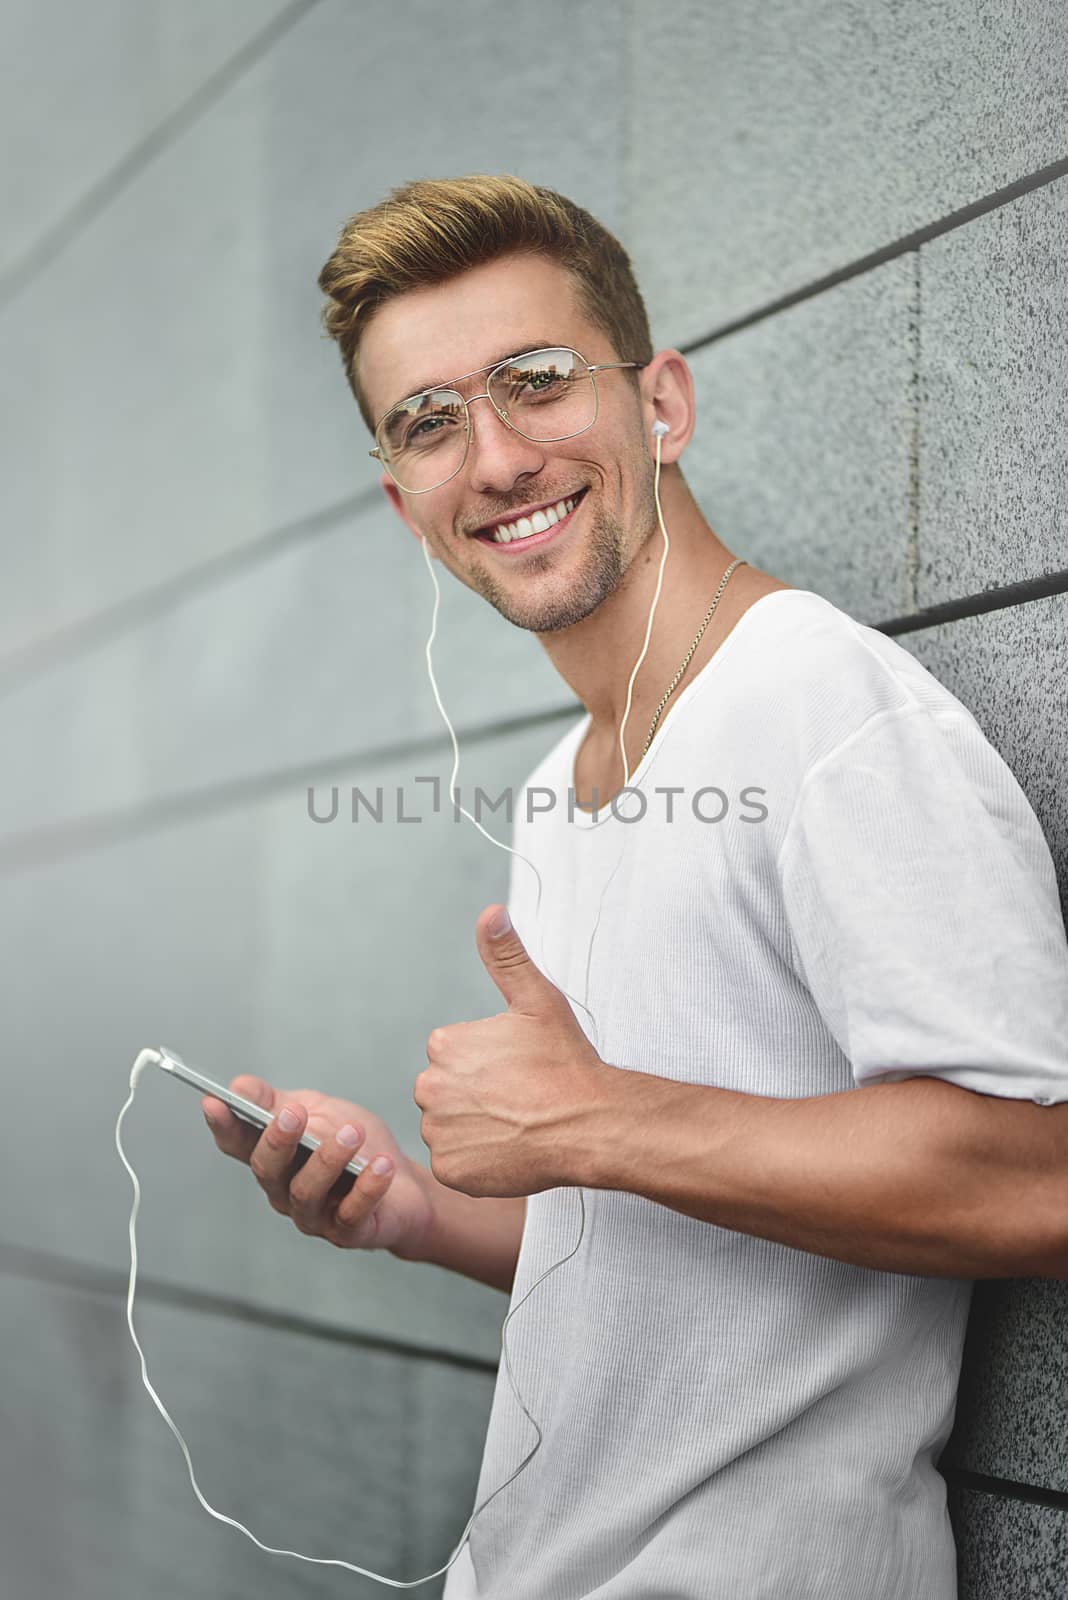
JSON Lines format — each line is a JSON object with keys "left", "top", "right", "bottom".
{"left": 686, "top": 253, "right": 915, "bottom": 623}
{"left": 942, "top": 1278, "right": 1068, "bottom": 1494}
{"left": 626, "top": 0, "right": 1068, "bottom": 346}
{"left": 0, "top": 0, "right": 298, "bottom": 282}
{"left": 917, "top": 177, "right": 1068, "bottom": 605}
{"left": 948, "top": 1485, "right": 1068, "bottom": 1600}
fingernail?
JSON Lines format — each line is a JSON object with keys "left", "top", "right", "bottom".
{"left": 337, "top": 1123, "right": 362, "bottom": 1148}
{"left": 371, "top": 1155, "right": 393, "bottom": 1177}
{"left": 202, "top": 1107, "right": 217, "bottom": 1129}
{"left": 278, "top": 1107, "right": 301, "bottom": 1133}
{"left": 488, "top": 906, "right": 512, "bottom": 938}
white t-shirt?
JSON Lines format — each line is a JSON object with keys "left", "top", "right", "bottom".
{"left": 443, "top": 587, "right": 1068, "bottom": 1600}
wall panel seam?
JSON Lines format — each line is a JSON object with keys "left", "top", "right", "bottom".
{"left": 678, "top": 157, "right": 1068, "bottom": 358}
{"left": 0, "top": 0, "right": 324, "bottom": 312}
{"left": 906, "top": 248, "right": 921, "bottom": 614}
{"left": 943, "top": 1465, "right": 1068, "bottom": 1514}
{"left": 0, "top": 490, "right": 376, "bottom": 699}
{"left": 0, "top": 1243, "right": 500, "bottom": 1375}
{"left": 2, "top": 580, "right": 1067, "bottom": 875}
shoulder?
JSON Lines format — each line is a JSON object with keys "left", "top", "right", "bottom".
{"left": 766, "top": 595, "right": 1059, "bottom": 909}
{"left": 731, "top": 587, "right": 985, "bottom": 774}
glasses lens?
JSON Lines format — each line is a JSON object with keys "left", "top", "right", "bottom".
{"left": 488, "top": 348, "right": 595, "bottom": 442}
{"left": 378, "top": 388, "right": 468, "bottom": 492}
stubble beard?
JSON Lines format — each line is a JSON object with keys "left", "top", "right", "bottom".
{"left": 462, "top": 473, "right": 658, "bottom": 635}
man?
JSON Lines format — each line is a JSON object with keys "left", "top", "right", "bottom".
{"left": 202, "top": 175, "right": 1068, "bottom": 1598}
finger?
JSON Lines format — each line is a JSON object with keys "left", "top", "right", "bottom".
{"left": 288, "top": 1122, "right": 367, "bottom": 1229}
{"left": 248, "top": 1100, "right": 309, "bottom": 1213}
{"left": 200, "top": 1095, "right": 260, "bottom": 1163}
{"left": 332, "top": 1153, "right": 395, "bottom": 1245}
{"left": 474, "top": 903, "right": 555, "bottom": 1013}
{"left": 229, "top": 1075, "right": 277, "bottom": 1110}
{"left": 201, "top": 1073, "right": 276, "bottom": 1160}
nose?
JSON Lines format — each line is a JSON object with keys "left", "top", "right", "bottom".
{"left": 464, "top": 393, "right": 546, "bottom": 494}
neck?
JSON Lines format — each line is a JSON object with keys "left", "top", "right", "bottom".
{"left": 535, "top": 470, "right": 750, "bottom": 736}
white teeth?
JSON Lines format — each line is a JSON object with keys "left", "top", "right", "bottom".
{"left": 491, "top": 494, "right": 579, "bottom": 543}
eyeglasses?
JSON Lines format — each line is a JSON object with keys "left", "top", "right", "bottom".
{"left": 369, "top": 345, "right": 645, "bottom": 493}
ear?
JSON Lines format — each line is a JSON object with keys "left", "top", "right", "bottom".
{"left": 641, "top": 350, "right": 696, "bottom": 467}
{"left": 380, "top": 472, "right": 438, "bottom": 558}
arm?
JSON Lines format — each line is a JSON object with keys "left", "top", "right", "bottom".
{"left": 577, "top": 1067, "right": 1068, "bottom": 1279}
{"left": 394, "top": 1163, "right": 526, "bottom": 1294}
{"left": 415, "top": 907, "right": 1068, "bottom": 1281}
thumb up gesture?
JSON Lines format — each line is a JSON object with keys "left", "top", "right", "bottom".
{"left": 414, "top": 905, "right": 614, "bottom": 1197}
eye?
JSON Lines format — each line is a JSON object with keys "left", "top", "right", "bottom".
{"left": 404, "top": 410, "right": 463, "bottom": 448}
{"left": 409, "top": 415, "right": 446, "bottom": 439}
{"left": 515, "top": 369, "right": 569, "bottom": 401}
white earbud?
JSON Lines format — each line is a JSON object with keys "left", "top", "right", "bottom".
{"left": 117, "top": 384, "right": 683, "bottom": 1597}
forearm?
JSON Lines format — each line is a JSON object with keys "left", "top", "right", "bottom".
{"left": 580, "top": 1068, "right": 1068, "bottom": 1278}
{"left": 394, "top": 1160, "right": 526, "bottom": 1292}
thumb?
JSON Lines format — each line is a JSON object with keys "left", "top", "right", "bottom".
{"left": 476, "top": 904, "right": 558, "bottom": 1013}
{"left": 229, "top": 1075, "right": 276, "bottom": 1109}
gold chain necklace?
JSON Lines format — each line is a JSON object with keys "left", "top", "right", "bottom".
{"left": 640, "top": 558, "right": 748, "bottom": 761}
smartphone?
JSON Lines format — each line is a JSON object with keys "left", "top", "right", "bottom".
{"left": 153, "top": 1045, "right": 367, "bottom": 1195}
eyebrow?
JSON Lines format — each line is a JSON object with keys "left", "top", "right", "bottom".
{"left": 392, "top": 340, "right": 564, "bottom": 411}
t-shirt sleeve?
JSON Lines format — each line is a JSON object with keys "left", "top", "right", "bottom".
{"left": 778, "top": 703, "right": 1068, "bottom": 1105}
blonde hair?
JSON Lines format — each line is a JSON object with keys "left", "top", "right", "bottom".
{"left": 317, "top": 174, "right": 653, "bottom": 431}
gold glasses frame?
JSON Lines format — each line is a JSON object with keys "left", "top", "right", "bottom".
{"left": 368, "top": 345, "right": 646, "bottom": 494}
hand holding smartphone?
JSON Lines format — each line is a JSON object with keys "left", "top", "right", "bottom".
{"left": 157, "top": 1045, "right": 367, "bottom": 1193}
{"left": 149, "top": 1044, "right": 430, "bottom": 1255}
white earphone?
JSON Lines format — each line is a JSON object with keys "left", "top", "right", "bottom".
{"left": 116, "top": 394, "right": 681, "bottom": 1591}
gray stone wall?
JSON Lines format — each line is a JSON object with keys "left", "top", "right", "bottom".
{"left": 1, "top": 2, "right": 1065, "bottom": 1594}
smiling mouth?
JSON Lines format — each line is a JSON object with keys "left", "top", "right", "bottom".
{"left": 472, "top": 488, "right": 587, "bottom": 548}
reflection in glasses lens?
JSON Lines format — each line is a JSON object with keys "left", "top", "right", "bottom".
{"left": 376, "top": 347, "right": 598, "bottom": 493}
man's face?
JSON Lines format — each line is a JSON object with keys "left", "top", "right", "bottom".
{"left": 359, "top": 252, "right": 658, "bottom": 634}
